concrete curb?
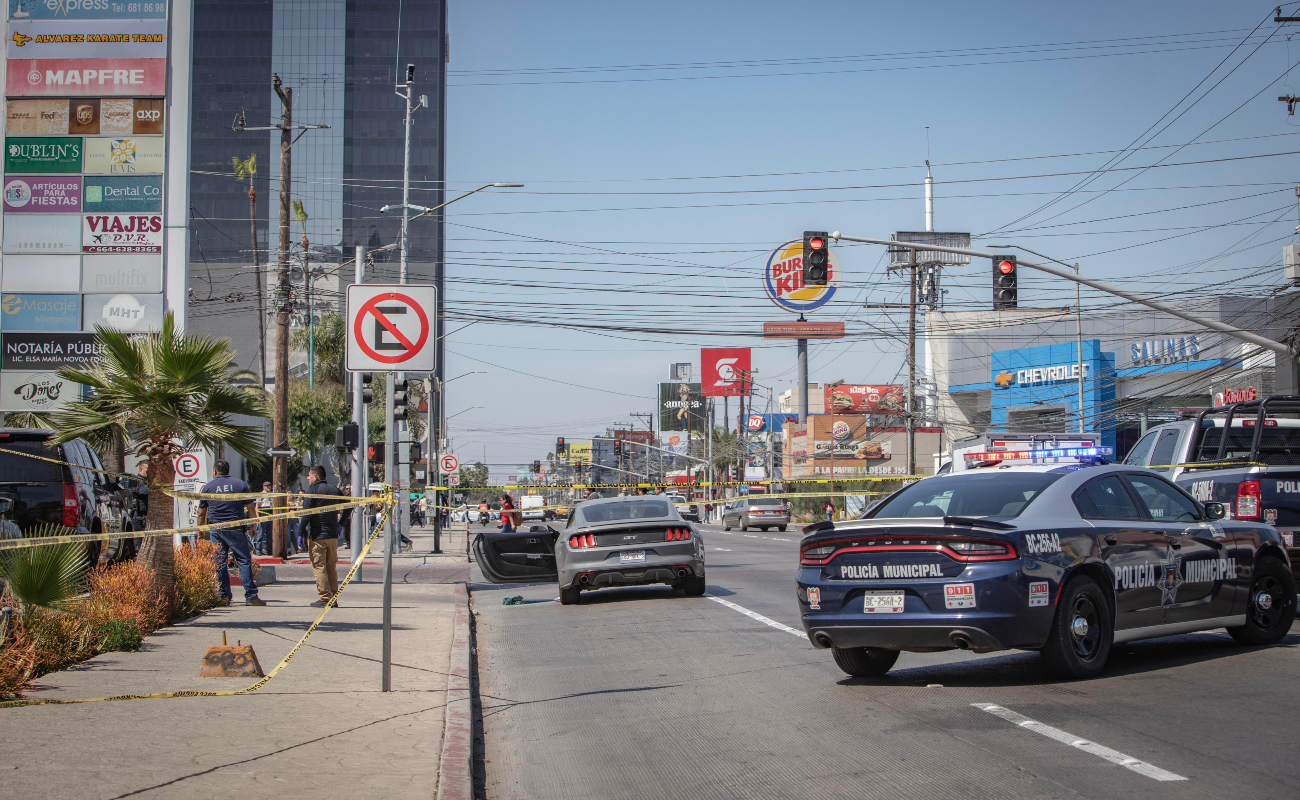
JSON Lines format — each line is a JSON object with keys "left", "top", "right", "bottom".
{"left": 437, "top": 582, "right": 474, "bottom": 800}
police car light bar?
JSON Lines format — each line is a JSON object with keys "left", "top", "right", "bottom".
{"left": 964, "top": 447, "right": 1113, "bottom": 462}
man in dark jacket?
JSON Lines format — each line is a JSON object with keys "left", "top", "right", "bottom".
{"left": 302, "top": 466, "right": 345, "bottom": 607}
{"left": 197, "top": 460, "right": 265, "bottom": 606}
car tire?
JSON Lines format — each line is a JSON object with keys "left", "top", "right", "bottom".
{"left": 559, "top": 584, "right": 581, "bottom": 605}
{"left": 682, "top": 572, "right": 706, "bottom": 596}
{"left": 778, "top": 526, "right": 787, "bottom": 532}
{"left": 831, "top": 646, "right": 900, "bottom": 677}
{"left": 1040, "top": 575, "right": 1112, "bottom": 679}
{"left": 723, "top": 521, "right": 731, "bottom": 531}
{"left": 1227, "top": 556, "right": 1296, "bottom": 645}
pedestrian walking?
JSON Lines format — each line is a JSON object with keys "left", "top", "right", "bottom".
{"left": 301, "top": 466, "right": 346, "bottom": 608}
{"left": 500, "top": 493, "right": 519, "bottom": 533}
{"left": 197, "top": 459, "right": 265, "bottom": 606}
{"left": 823, "top": 500, "right": 834, "bottom": 522}
{"left": 255, "top": 481, "right": 274, "bottom": 555}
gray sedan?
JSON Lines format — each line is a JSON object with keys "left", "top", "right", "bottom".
{"left": 473, "top": 496, "right": 706, "bottom": 605}
{"left": 722, "top": 497, "right": 791, "bottom": 531}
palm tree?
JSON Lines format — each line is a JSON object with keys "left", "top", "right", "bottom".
{"left": 232, "top": 154, "right": 265, "bottom": 383}
{"left": 49, "top": 313, "right": 268, "bottom": 608}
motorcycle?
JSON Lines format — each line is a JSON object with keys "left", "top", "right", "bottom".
{"left": 479, "top": 511, "right": 489, "bottom": 526}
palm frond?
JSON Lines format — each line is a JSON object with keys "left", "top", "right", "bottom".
{"left": 0, "top": 526, "right": 86, "bottom": 612}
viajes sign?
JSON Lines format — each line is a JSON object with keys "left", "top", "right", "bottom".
{"left": 82, "top": 213, "right": 162, "bottom": 252}
{"left": 4, "top": 135, "right": 80, "bottom": 172}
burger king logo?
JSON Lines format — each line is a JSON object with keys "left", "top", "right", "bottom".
{"left": 763, "top": 238, "right": 839, "bottom": 313}
{"left": 832, "top": 420, "right": 851, "bottom": 440}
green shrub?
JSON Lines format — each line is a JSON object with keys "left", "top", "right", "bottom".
{"left": 94, "top": 619, "right": 143, "bottom": 652}
{"left": 173, "top": 540, "right": 227, "bottom": 620}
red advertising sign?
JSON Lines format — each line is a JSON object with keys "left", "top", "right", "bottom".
{"left": 613, "top": 430, "right": 654, "bottom": 444}
{"left": 762, "top": 321, "right": 845, "bottom": 339}
{"left": 825, "top": 384, "right": 905, "bottom": 415}
{"left": 700, "top": 347, "right": 751, "bottom": 397}
{"left": 7, "top": 59, "right": 167, "bottom": 97}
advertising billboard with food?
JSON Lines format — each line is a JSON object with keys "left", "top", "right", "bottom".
{"left": 658, "top": 381, "right": 705, "bottom": 432}
{"left": 824, "top": 384, "right": 905, "bottom": 415}
{"left": 700, "top": 347, "right": 751, "bottom": 397}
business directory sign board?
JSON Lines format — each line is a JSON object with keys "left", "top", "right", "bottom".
{"left": 82, "top": 174, "right": 159, "bottom": 212}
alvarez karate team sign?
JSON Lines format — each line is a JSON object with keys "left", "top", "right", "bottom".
{"left": 345, "top": 284, "right": 437, "bottom": 372}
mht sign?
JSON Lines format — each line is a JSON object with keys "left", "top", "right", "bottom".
{"left": 345, "top": 284, "right": 437, "bottom": 371}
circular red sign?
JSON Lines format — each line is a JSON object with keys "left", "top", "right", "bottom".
{"left": 353, "top": 292, "right": 431, "bottom": 365}
{"left": 440, "top": 455, "right": 459, "bottom": 473}
{"left": 175, "top": 454, "right": 200, "bottom": 479}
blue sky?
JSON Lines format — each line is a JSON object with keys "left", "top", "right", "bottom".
{"left": 437, "top": 0, "right": 1300, "bottom": 476}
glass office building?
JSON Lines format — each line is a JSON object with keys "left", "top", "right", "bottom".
{"left": 187, "top": 0, "right": 446, "bottom": 379}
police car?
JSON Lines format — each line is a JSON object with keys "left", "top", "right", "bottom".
{"left": 797, "top": 449, "right": 1297, "bottom": 679}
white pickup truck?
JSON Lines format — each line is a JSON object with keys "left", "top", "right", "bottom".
{"left": 520, "top": 495, "right": 551, "bottom": 522}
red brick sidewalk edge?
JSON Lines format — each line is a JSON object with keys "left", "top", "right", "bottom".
{"left": 437, "top": 582, "right": 474, "bottom": 800}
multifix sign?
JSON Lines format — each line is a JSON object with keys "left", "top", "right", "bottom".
{"left": 6, "top": 58, "right": 166, "bottom": 97}
{"left": 763, "top": 238, "right": 839, "bottom": 314}
{"left": 82, "top": 175, "right": 160, "bottom": 212}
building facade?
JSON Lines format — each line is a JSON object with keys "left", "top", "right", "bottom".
{"left": 187, "top": 0, "right": 446, "bottom": 379}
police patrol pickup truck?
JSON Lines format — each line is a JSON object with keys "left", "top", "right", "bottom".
{"left": 1122, "top": 396, "right": 1300, "bottom": 577}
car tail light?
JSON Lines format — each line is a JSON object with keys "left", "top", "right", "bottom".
{"left": 665, "top": 528, "right": 691, "bottom": 541}
{"left": 1237, "top": 480, "right": 1261, "bottom": 520}
{"left": 569, "top": 533, "right": 598, "bottom": 548}
{"left": 62, "top": 482, "right": 77, "bottom": 528}
{"left": 800, "top": 536, "right": 1017, "bottom": 565}
{"left": 1241, "top": 419, "right": 1278, "bottom": 427}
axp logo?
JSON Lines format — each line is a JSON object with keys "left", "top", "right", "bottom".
{"left": 763, "top": 238, "right": 838, "bottom": 313}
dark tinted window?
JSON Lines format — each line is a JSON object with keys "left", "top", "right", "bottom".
{"left": 1124, "top": 474, "right": 1200, "bottom": 523}
{"left": 1149, "top": 429, "right": 1182, "bottom": 472}
{"left": 870, "top": 472, "right": 1063, "bottom": 519}
{"left": 1076, "top": 476, "right": 1140, "bottom": 520}
{"left": 579, "top": 500, "right": 672, "bottom": 523}
{"left": 749, "top": 497, "right": 784, "bottom": 506}
{"left": 0, "top": 439, "right": 62, "bottom": 483}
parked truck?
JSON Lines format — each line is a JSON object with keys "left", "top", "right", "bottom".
{"left": 1121, "top": 395, "right": 1300, "bottom": 577}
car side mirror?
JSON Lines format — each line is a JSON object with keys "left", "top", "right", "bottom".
{"left": 0, "top": 497, "right": 13, "bottom": 514}
{"left": 1203, "top": 502, "right": 1226, "bottom": 521}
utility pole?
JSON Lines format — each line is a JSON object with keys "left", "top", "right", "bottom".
{"left": 272, "top": 75, "right": 292, "bottom": 559}
{"left": 906, "top": 249, "right": 917, "bottom": 477}
{"left": 351, "top": 245, "right": 367, "bottom": 570}
{"left": 382, "top": 372, "right": 395, "bottom": 692}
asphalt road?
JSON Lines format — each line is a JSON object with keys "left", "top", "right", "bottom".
{"left": 470, "top": 522, "right": 1300, "bottom": 800}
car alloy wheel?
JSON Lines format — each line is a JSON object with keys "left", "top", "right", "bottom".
{"left": 1249, "top": 575, "right": 1284, "bottom": 630}
{"left": 1228, "top": 556, "right": 1296, "bottom": 645}
{"left": 1069, "top": 595, "right": 1101, "bottom": 661}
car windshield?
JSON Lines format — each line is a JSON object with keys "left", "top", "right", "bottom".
{"left": 749, "top": 497, "right": 784, "bottom": 506}
{"left": 579, "top": 500, "right": 672, "bottom": 523}
{"left": 869, "top": 472, "right": 1064, "bottom": 519}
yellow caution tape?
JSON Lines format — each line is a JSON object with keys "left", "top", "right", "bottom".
{"left": 0, "top": 493, "right": 396, "bottom": 709}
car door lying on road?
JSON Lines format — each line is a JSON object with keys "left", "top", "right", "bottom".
{"left": 1074, "top": 474, "right": 1169, "bottom": 631}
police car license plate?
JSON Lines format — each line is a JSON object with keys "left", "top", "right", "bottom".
{"left": 620, "top": 550, "right": 646, "bottom": 564}
{"left": 863, "top": 591, "right": 904, "bottom": 614}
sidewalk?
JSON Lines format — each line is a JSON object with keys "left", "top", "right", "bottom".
{"left": 0, "top": 523, "right": 473, "bottom": 799}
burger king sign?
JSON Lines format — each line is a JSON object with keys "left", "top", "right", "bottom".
{"left": 764, "top": 238, "right": 839, "bottom": 314}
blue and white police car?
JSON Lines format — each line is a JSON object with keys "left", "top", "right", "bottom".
{"left": 797, "top": 449, "right": 1296, "bottom": 679}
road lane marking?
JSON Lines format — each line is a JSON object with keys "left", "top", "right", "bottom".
{"left": 972, "top": 704, "right": 1187, "bottom": 782}
{"left": 705, "top": 595, "right": 806, "bottom": 639}
{"left": 713, "top": 547, "right": 732, "bottom": 551}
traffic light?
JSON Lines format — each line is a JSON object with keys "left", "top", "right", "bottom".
{"left": 345, "top": 372, "right": 374, "bottom": 407}
{"left": 532, "top": 460, "right": 541, "bottom": 474}
{"left": 410, "top": 443, "right": 422, "bottom": 462}
{"left": 613, "top": 439, "right": 622, "bottom": 457}
{"left": 393, "top": 378, "right": 408, "bottom": 421}
{"left": 369, "top": 441, "right": 386, "bottom": 463}
{"left": 556, "top": 437, "right": 567, "bottom": 457}
{"left": 335, "top": 422, "right": 359, "bottom": 449}
{"left": 993, "top": 255, "right": 1018, "bottom": 310}
{"left": 803, "top": 231, "right": 829, "bottom": 286}
{"left": 575, "top": 460, "right": 584, "bottom": 472}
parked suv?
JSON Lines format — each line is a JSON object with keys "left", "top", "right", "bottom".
{"left": 0, "top": 429, "right": 134, "bottom": 566}
{"left": 722, "top": 497, "right": 790, "bottom": 531}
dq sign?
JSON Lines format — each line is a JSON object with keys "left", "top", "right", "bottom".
{"left": 763, "top": 238, "right": 839, "bottom": 314}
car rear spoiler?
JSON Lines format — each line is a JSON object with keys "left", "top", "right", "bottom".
{"left": 801, "top": 516, "right": 1016, "bottom": 537}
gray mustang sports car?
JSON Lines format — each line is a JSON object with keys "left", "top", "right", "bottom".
{"left": 473, "top": 496, "right": 706, "bottom": 604}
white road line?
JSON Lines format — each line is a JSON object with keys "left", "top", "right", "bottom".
{"left": 972, "top": 704, "right": 1187, "bottom": 782}
{"left": 713, "top": 547, "right": 733, "bottom": 552}
{"left": 705, "top": 595, "right": 806, "bottom": 639}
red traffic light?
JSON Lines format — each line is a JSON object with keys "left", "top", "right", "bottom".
{"left": 998, "top": 260, "right": 1015, "bottom": 275}
{"left": 809, "top": 237, "right": 824, "bottom": 250}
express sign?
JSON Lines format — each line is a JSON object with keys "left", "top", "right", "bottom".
{"left": 763, "top": 238, "right": 839, "bottom": 314}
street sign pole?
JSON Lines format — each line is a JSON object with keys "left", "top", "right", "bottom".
{"left": 351, "top": 244, "right": 366, "bottom": 578}
{"left": 383, "top": 372, "right": 395, "bottom": 692}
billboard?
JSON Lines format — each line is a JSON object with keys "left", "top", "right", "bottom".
{"left": 613, "top": 429, "right": 654, "bottom": 445}
{"left": 83, "top": 136, "right": 163, "bottom": 174}
{"left": 82, "top": 252, "right": 160, "bottom": 293}
{"left": 6, "top": 58, "right": 167, "bottom": 97}
{"left": 2, "top": 213, "right": 79, "bottom": 252}
{"left": 809, "top": 416, "right": 891, "bottom": 463}
{"left": 658, "top": 381, "right": 705, "bottom": 432}
{"left": 6, "top": 97, "right": 160, "bottom": 135}
{"left": 82, "top": 174, "right": 160, "bottom": 212}
{"left": 1, "top": 253, "right": 79, "bottom": 291}
{"left": 660, "top": 433, "right": 687, "bottom": 454}
{"left": 82, "top": 213, "right": 161, "bottom": 252}
{"left": 3, "top": 175, "right": 80, "bottom": 212}
{"left": 7, "top": 0, "right": 168, "bottom": 20}
{"left": 82, "top": 292, "right": 163, "bottom": 331}
{"left": 0, "top": 370, "right": 75, "bottom": 412}
{"left": 763, "top": 238, "right": 840, "bottom": 314}
{"left": 6, "top": 19, "right": 168, "bottom": 59}
{"left": 1, "top": 331, "right": 100, "bottom": 370}
{"left": 700, "top": 347, "right": 751, "bottom": 397}
{"left": 562, "top": 441, "right": 590, "bottom": 463}
{"left": 0, "top": 292, "right": 79, "bottom": 331}
{"left": 4, "top": 136, "right": 81, "bottom": 173}
{"left": 825, "top": 384, "right": 905, "bottom": 415}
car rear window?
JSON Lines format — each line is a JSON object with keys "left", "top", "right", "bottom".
{"left": 579, "top": 500, "right": 671, "bottom": 523}
{"left": 870, "top": 472, "right": 1064, "bottom": 519}
{"left": 749, "top": 497, "right": 784, "bottom": 506}
{"left": 0, "top": 439, "right": 62, "bottom": 483}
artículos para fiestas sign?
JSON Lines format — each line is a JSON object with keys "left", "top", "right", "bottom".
{"left": 3, "top": 175, "right": 80, "bottom": 212}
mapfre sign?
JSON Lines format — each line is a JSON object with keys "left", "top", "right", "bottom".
{"left": 346, "top": 284, "right": 437, "bottom": 372}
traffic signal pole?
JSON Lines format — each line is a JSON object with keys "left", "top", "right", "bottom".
{"left": 383, "top": 372, "right": 395, "bottom": 692}
{"left": 352, "top": 245, "right": 367, "bottom": 575}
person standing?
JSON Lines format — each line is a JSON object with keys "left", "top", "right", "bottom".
{"left": 500, "top": 493, "right": 519, "bottom": 533}
{"left": 823, "top": 500, "right": 835, "bottom": 522}
{"left": 302, "top": 466, "right": 345, "bottom": 608}
{"left": 197, "top": 460, "right": 265, "bottom": 606}
{"left": 254, "top": 481, "right": 274, "bottom": 555}
{"left": 338, "top": 485, "right": 353, "bottom": 545}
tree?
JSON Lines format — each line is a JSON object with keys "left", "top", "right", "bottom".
{"left": 288, "top": 381, "right": 349, "bottom": 470}
{"left": 291, "top": 313, "right": 344, "bottom": 385}
{"left": 50, "top": 313, "right": 269, "bottom": 609}
{"left": 231, "top": 154, "right": 265, "bottom": 382}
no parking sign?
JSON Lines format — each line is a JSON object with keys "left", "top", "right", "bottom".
{"left": 346, "top": 284, "right": 437, "bottom": 372}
